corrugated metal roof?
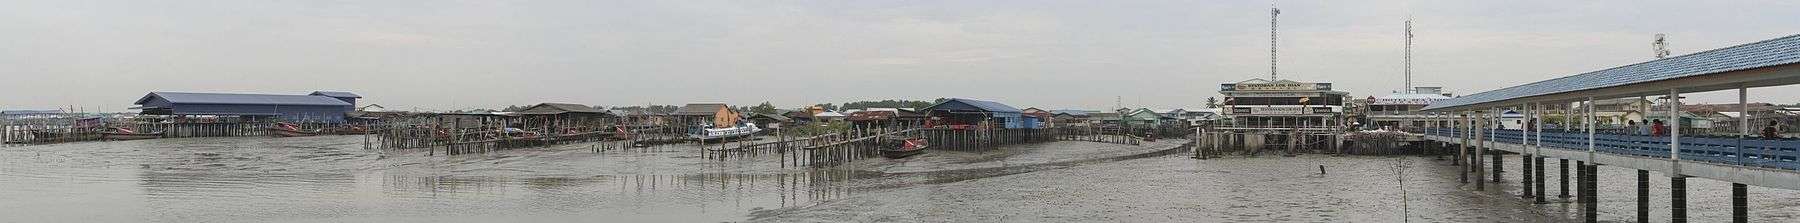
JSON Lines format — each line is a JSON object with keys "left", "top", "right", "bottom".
{"left": 930, "top": 98, "right": 1023, "bottom": 113}
{"left": 672, "top": 103, "right": 728, "bottom": 116}
{"left": 1425, "top": 34, "right": 1800, "bottom": 111}
{"left": 136, "top": 92, "right": 352, "bottom": 106}
{"left": 1, "top": 110, "right": 63, "bottom": 115}
{"left": 516, "top": 103, "right": 605, "bottom": 115}
{"left": 309, "top": 91, "right": 362, "bottom": 98}
{"left": 1050, "top": 109, "right": 1096, "bottom": 116}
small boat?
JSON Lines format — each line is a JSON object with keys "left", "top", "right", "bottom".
{"left": 269, "top": 122, "right": 322, "bottom": 137}
{"left": 880, "top": 137, "right": 930, "bottom": 159}
{"left": 102, "top": 127, "right": 163, "bottom": 141}
{"left": 689, "top": 123, "right": 761, "bottom": 141}
{"left": 331, "top": 125, "right": 370, "bottom": 135}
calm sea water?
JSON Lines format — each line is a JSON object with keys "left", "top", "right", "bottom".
{"left": 3, "top": 136, "right": 1797, "bottom": 222}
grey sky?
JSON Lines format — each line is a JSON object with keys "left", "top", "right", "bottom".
{"left": 3, "top": 0, "right": 1797, "bottom": 112}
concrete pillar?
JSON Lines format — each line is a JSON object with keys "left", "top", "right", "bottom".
{"left": 1459, "top": 113, "right": 1469, "bottom": 173}
{"left": 1560, "top": 159, "right": 1571, "bottom": 198}
{"left": 1734, "top": 183, "right": 1748, "bottom": 223}
{"left": 1535, "top": 155, "right": 1547, "bottom": 203}
{"left": 1522, "top": 154, "right": 1533, "bottom": 199}
{"left": 1672, "top": 176, "right": 1688, "bottom": 223}
{"left": 1493, "top": 151, "right": 1503, "bottom": 183}
{"left": 1584, "top": 164, "right": 1598, "bottom": 223}
{"left": 1475, "top": 110, "right": 1487, "bottom": 190}
{"left": 1532, "top": 102, "right": 1546, "bottom": 203}
{"left": 1575, "top": 161, "right": 1585, "bottom": 196}
{"left": 1639, "top": 169, "right": 1650, "bottom": 223}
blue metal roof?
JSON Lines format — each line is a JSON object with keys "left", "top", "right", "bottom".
{"left": 1425, "top": 34, "right": 1800, "bottom": 111}
{"left": 309, "top": 91, "right": 362, "bottom": 98}
{"left": 135, "top": 92, "right": 353, "bottom": 106}
{"left": 1, "top": 110, "right": 63, "bottom": 115}
{"left": 930, "top": 98, "right": 1022, "bottom": 113}
{"left": 1049, "top": 109, "right": 1094, "bottom": 116}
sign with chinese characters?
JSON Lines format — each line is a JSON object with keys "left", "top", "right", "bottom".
{"left": 1223, "top": 82, "right": 1332, "bottom": 91}
{"left": 1372, "top": 98, "right": 1447, "bottom": 105}
{"left": 1250, "top": 107, "right": 1306, "bottom": 115}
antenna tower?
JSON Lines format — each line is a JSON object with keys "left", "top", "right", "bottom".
{"left": 1653, "top": 34, "right": 1671, "bottom": 59}
{"left": 1270, "top": 5, "right": 1281, "bottom": 81}
{"left": 1404, "top": 19, "right": 1414, "bottom": 94}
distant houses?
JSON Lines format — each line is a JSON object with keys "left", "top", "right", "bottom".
{"left": 0, "top": 110, "right": 65, "bottom": 119}
{"left": 846, "top": 108, "right": 927, "bottom": 129}
{"left": 131, "top": 91, "right": 360, "bottom": 123}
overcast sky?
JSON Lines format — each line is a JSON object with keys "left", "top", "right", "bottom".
{"left": 3, "top": 0, "right": 1797, "bottom": 112}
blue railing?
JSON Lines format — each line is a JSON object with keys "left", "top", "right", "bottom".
{"left": 1423, "top": 128, "right": 1800, "bottom": 170}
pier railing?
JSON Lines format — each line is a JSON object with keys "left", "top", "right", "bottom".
{"left": 1424, "top": 128, "right": 1800, "bottom": 170}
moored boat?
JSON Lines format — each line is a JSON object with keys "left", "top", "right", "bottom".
{"left": 102, "top": 127, "right": 163, "bottom": 140}
{"left": 880, "top": 137, "right": 930, "bottom": 158}
{"left": 269, "top": 122, "right": 322, "bottom": 137}
{"left": 689, "top": 123, "right": 761, "bottom": 141}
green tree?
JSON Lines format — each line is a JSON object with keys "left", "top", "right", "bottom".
{"left": 813, "top": 103, "right": 839, "bottom": 111}
{"left": 750, "top": 102, "right": 779, "bottom": 114}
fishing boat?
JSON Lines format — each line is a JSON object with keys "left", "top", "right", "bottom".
{"left": 332, "top": 125, "right": 370, "bottom": 135}
{"left": 498, "top": 127, "right": 549, "bottom": 147}
{"left": 268, "top": 122, "right": 322, "bottom": 137}
{"left": 880, "top": 137, "right": 930, "bottom": 159}
{"left": 688, "top": 123, "right": 761, "bottom": 141}
{"left": 101, "top": 127, "right": 163, "bottom": 140}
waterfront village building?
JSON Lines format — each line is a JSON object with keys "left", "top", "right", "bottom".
{"left": 1219, "top": 79, "right": 1349, "bottom": 128}
{"left": 1162, "top": 108, "right": 1221, "bottom": 127}
{"left": 746, "top": 113, "right": 791, "bottom": 129}
{"left": 1021, "top": 108, "right": 1054, "bottom": 128}
{"left": 1363, "top": 86, "right": 1454, "bottom": 130}
{"left": 131, "top": 91, "right": 359, "bottom": 123}
{"left": 922, "top": 98, "right": 1031, "bottom": 129}
{"left": 671, "top": 103, "right": 740, "bottom": 127}
{"left": 1048, "top": 110, "right": 1095, "bottom": 127}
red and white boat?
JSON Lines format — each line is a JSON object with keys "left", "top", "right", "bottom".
{"left": 102, "top": 127, "right": 163, "bottom": 141}
{"left": 269, "top": 122, "right": 322, "bottom": 137}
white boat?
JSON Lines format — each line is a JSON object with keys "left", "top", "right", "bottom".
{"left": 689, "top": 123, "right": 761, "bottom": 141}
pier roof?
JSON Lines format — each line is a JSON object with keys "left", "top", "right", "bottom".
{"left": 135, "top": 92, "right": 351, "bottom": 106}
{"left": 1424, "top": 34, "right": 1800, "bottom": 111}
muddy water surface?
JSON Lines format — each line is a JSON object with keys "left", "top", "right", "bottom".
{"left": 4, "top": 136, "right": 1800, "bottom": 222}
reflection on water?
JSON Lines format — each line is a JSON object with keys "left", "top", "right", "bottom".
{"left": 0, "top": 136, "right": 907, "bottom": 222}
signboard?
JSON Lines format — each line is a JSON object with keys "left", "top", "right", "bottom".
{"left": 1222, "top": 82, "right": 1333, "bottom": 91}
{"left": 1250, "top": 107, "right": 1306, "bottom": 115}
{"left": 1372, "top": 98, "right": 1447, "bottom": 105}
{"left": 1223, "top": 92, "right": 1320, "bottom": 97}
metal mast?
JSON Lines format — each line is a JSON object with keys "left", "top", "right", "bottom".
{"left": 1270, "top": 6, "right": 1281, "bottom": 81}
{"left": 1653, "top": 34, "right": 1671, "bottom": 59}
{"left": 1404, "top": 19, "right": 1414, "bottom": 94}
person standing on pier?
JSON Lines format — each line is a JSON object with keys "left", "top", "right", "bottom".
{"left": 1763, "top": 120, "right": 1782, "bottom": 139}
{"left": 1651, "top": 119, "right": 1669, "bottom": 137}
{"left": 1626, "top": 120, "right": 1641, "bottom": 135}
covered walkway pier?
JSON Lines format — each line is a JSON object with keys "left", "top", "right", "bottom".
{"left": 1416, "top": 34, "right": 1800, "bottom": 223}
